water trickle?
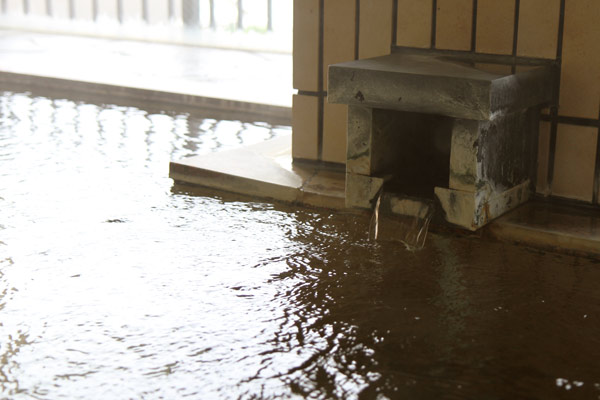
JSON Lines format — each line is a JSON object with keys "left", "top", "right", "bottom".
{"left": 368, "top": 189, "right": 383, "bottom": 242}
{"left": 399, "top": 199, "right": 434, "bottom": 250}
{"left": 369, "top": 190, "right": 434, "bottom": 251}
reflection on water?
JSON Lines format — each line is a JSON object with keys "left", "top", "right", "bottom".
{"left": 1, "top": 91, "right": 600, "bottom": 399}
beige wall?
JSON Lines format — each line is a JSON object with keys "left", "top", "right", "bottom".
{"left": 292, "top": 0, "right": 600, "bottom": 204}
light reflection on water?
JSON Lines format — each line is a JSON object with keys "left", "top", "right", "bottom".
{"left": 1, "top": 91, "right": 600, "bottom": 399}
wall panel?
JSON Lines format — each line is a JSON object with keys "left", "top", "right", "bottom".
{"left": 322, "top": 101, "right": 347, "bottom": 163}
{"left": 396, "top": 0, "right": 432, "bottom": 48}
{"left": 559, "top": 1, "right": 600, "bottom": 119}
{"left": 552, "top": 124, "right": 598, "bottom": 202}
{"left": 517, "top": 0, "right": 560, "bottom": 59}
{"left": 476, "top": 0, "right": 514, "bottom": 55}
{"left": 292, "top": 94, "right": 319, "bottom": 160}
{"left": 435, "top": 0, "right": 472, "bottom": 51}
{"left": 359, "top": 0, "right": 393, "bottom": 59}
{"left": 293, "top": 0, "right": 319, "bottom": 92}
{"left": 323, "top": 0, "right": 355, "bottom": 88}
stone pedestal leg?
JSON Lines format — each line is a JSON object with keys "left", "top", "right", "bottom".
{"left": 435, "top": 109, "right": 538, "bottom": 230}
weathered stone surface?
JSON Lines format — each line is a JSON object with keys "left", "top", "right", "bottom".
{"left": 345, "top": 173, "right": 385, "bottom": 209}
{"left": 346, "top": 105, "right": 373, "bottom": 175}
{"left": 382, "top": 194, "right": 434, "bottom": 219}
{"left": 435, "top": 180, "right": 530, "bottom": 230}
{"left": 449, "top": 108, "right": 539, "bottom": 193}
{"left": 328, "top": 52, "right": 555, "bottom": 120}
{"left": 476, "top": 108, "right": 539, "bottom": 191}
{"left": 449, "top": 119, "right": 480, "bottom": 191}
{"left": 435, "top": 188, "right": 477, "bottom": 229}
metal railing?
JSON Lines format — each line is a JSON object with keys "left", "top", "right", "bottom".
{"left": 0, "top": 0, "right": 291, "bottom": 53}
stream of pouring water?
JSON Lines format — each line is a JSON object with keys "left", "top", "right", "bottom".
{"left": 369, "top": 190, "right": 434, "bottom": 251}
{"left": 404, "top": 201, "right": 434, "bottom": 250}
{"left": 369, "top": 190, "right": 383, "bottom": 241}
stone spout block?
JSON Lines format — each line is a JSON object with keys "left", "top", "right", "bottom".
{"left": 328, "top": 52, "right": 555, "bottom": 121}
{"left": 329, "top": 52, "right": 556, "bottom": 230}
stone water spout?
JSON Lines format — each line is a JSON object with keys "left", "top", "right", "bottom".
{"left": 328, "top": 49, "right": 556, "bottom": 231}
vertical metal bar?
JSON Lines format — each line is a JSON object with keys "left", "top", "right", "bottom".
{"left": 92, "top": 0, "right": 98, "bottom": 21}
{"left": 511, "top": 0, "right": 520, "bottom": 56}
{"left": 593, "top": 107, "right": 600, "bottom": 204}
{"left": 168, "top": 0, "right": 174, "bottom": 20}
{"left": 209, "top": 0, "right": 215, "bottom": 28}
{"left": 546, "top": 0, "right": 566, "bottom": 191}
{"left": 511, "top": 0, "right": 520, "bottom": 73}
{"left": 1, "top": 0, "right": 6, "bottom": 14}
{"left": 391, "top": 0, "right": 398, "bottom": 46}
{"left": 470, "top": 0, "right": 478, "bottom": 52}
{"left": 237, "top": 0, "right": 243, "bottom": 30}
{"left": 182, "top": 0, "right": 199, "bottom": 27}
{"left": 547, "top": 107, "right": 559, "bottom": 192}
{"left": 23, "top": 0, "right": 29, "bottom": 15}
{"left": 267, "top": 0, "right": 272, "bottom": 31}
{"left": 68, "top": 0, "right": 75, "bottom": 19}
{"left": 45, "top": 0, "right": 52, "bottom": 16}
{"left": 117, "top": 0, "right": 123, "bottom": 23}
{"left": 317, "top": 0, "right": 324, "bottom": 160}
{"left": 354, "top": 0, "right": 360, "bottom": 59}
{"left": 142, "top": 0, "right": 148, "bottom": 23}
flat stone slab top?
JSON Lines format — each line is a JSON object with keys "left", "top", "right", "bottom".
{"left": 328, "top": 52, "right": 555, "bottom": 120}
{"left": 169, "top": 135, "right": 346, "bottom": 209}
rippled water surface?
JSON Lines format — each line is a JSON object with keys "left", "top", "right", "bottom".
{"left": 1, "top": 90, "right": 600, "bottom": 399}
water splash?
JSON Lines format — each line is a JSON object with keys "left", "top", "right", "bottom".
{"left": 369, "top": 191, "right": 434, "bottom": 251}
{"left": 398, "top": 199, "right": 434, "bottom": 250}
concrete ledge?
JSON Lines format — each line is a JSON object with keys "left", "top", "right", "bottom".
{"left": 487, "top": 201, "right": 600, "bottom": 259}
{"left": 169, "top": 135, "right": 346, "bottom": 209}
{"left": 0, "top": 71, "right": 291, "bottom": 125}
